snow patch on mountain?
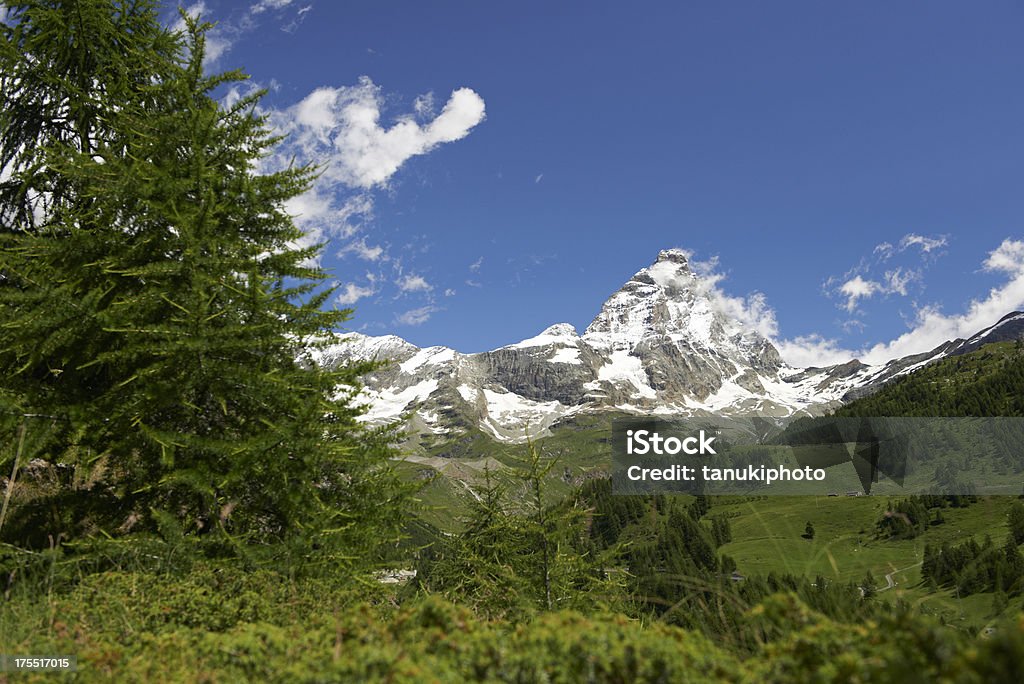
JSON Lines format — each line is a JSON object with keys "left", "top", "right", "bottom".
{"left": 399, "top": 346, "right": 456, "bottom": 373}
{"left": 360, "top": 378, "right": 439, "bottom": 423}
{"left": 456, "top": 384, "right": 478, "bottom": 402}
{"left": 549, "top": 347, "right": 582, "bottom": 365}
{"left": 480, "top": 389, "right": 575, "bottom": 443}
{"left": 508, "top": 323, "right": 580, "bottom": 349}
{"left": 596, "top": 350, "right": 658, "bottom": 399}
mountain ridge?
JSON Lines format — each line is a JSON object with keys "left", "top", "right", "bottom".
{"left": 315, "top": 251, "right": 1024, "bottom": 445}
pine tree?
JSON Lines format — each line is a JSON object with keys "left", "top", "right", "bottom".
{"left": 861, "top": 570, "right": 878, "bottom": 599}
{"left": 710, "top": 514, "right": 732, "bottom": 546}
{"left": 0, "top": 0, "right": 182, "bottom": 469}
{"left": 1009, "top": 501, "right": 1024, "bottom": 546}
{"left": 0, "top": 0, "right": 180, "bottom": 228}
{"left": 0, "top": 3, "right": 407, "bottom": 564}
{"left": 416, "top": 467, "right": 534, "bottom": 619}
{"left": 418, "top": 448, "right": 626, "bottom": 618}
{"left": 516, "top": 440, "right": 626, "bottom": 613}
{"left": 1004, "top": 534, "right": 1024, "bottom": 592}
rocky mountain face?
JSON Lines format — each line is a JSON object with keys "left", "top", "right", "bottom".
{"left": 313, "top": 250, "right": 1024, "bottom": 445}
{"left": 948, "top": 311, "right": 1024, "bottom": 356}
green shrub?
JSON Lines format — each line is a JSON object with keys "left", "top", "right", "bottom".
{"left": 7, "top": 566, "right": 1024, "bottom": 683}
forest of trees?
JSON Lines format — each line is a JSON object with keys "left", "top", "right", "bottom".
{"left": 835, "top": 343, "right": 1024, "bottom": 418}
{"left": 922, "top": 535, "right": 1024, "bottom": 596}
{"left": 915, "top": 501, "right": 1024, "bottom": 597}
{"left": 875, "top": 495, "right": 977, "bottom": 540}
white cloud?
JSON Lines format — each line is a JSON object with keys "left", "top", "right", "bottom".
{"left": 281, "top": 192, "right": 372, "bottom": 261}
{"left": 828, "top": 234, "right": 940, "bottom": 312}
{"left": 396, "top": 274, "right": 432, "bottom": 293}
{"left": 776, "top": 335, "right": 856, "bottom": 369}
{"left": 873, "top": 234, "right": 947, "bottom": 261}
{"left": 271, "top": 77, "right": 485, "bottom": 190}
{"left": 336, "top": 282, "right": 376, "bottom": 306}
{"left": 686, "top": 253, "right": 779, "bottom": 340}
{"left": 173, "top": 1, "right": 312, "bottom": 68}
{"left": 469, "top": 257, "right": 483, "bottom": 273}
{"left": 280, "top": 5, "right": 312, "bottom": 33}
{"left": 873, "top": 241, "right": 895, "bottom": 260}
{"left": 841, "top": 318, "right": 866, "bottom": 334}
{"left": 983, "top": 238, "right": 1024, "bottom": 273}
{"left": 709, "top": 287, "right": 779, "bottom": 340}
{"left": 535, "top": 173, "right": 544, "bottom": 184}
{"left": 687, "top": 240, "right": 1024, "bottom": 368}
{"left": 396, "top": 305, "right": 440, "bottom": 326}
{"left": 251, "top": 0, "right": 295, "bottom": 13}
{"left": 444, "top": 288, "right": 456, "bottom": 297}
{"left": 220, "top": 79, "right": 262, "bottom": 110}
{"left": 684, "top": 251, "right": 859, "bottom": 367}
{"left": 790, "top": 240, "right": 1024, "bottom": 366}
{"left": 172, "top": 1, "right": 315, "bottom": 68}
{"left": 339, "top": 237, "right": 386, "bottom": 262}
{"left": 855, "top": 238, "right": 1024, "bottom": 364}
{"left": 413, "top": 92, "right": 434, "bottom": 118}
{"left": 260, "top": 80, "right": 483, "bottom": 287}
{"left": 838, "top": 275, "right": 882, "bottom": 312}
{"left": 901, "top": 233, "right": 948, "bottom": 254}
{"left": 883, "top": 267, "right": 919, "bottom": 296}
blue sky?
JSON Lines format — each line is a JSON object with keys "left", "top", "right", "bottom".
{"left": 178, "top": 1, "right": 1024, "bottom": 366}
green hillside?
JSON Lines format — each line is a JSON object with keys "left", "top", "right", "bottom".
{"left": 704, "top": 341, "right": 1024, "bottom": 626}
{"left": 837, "top": 341, "right": 1024, "bottom": 417}
{"left": 409, "top": 339, "right": 1024, "bottom": 630}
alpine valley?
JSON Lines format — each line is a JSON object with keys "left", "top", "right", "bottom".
{"left": 312, "top": 250, "right": 1024, "bottom": 494}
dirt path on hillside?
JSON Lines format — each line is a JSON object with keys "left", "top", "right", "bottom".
{"left": 880, "top": 562, "right": 923, "bottom": 592}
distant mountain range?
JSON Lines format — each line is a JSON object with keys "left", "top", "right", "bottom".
{"left": 312, "top": 249, "right": 1024, "bottom": 446}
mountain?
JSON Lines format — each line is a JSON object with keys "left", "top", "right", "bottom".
{"left": 315, "top": 250, "right": 1024, "bottom": 446}
{"left": 831, "top": 310, "right": 1024, "bottom": 401}
{"left": 948, "top": 311, "right": 1024, "bottom": 356}
{"left": 834, "top": 337, "right": 1024, "bottom": 418}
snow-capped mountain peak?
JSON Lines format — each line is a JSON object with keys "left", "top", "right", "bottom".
{"left": 585, "top": 249, "right": 701, "bottom": 339}
{"left": 318, "top": 250, "right": 1024, "bottom": 446}
{"left": 583, "top": 250, "right": 782, "bottom": 385}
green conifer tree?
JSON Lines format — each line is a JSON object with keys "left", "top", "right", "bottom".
{"left": 0, "top": 0, "right": 180, "bottom": 228}
{"left": 0, "top": 2, "right": 407, "bottom": 567}
{"left": 1009, "top": 501, "right": 1024, "bottom": 546}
